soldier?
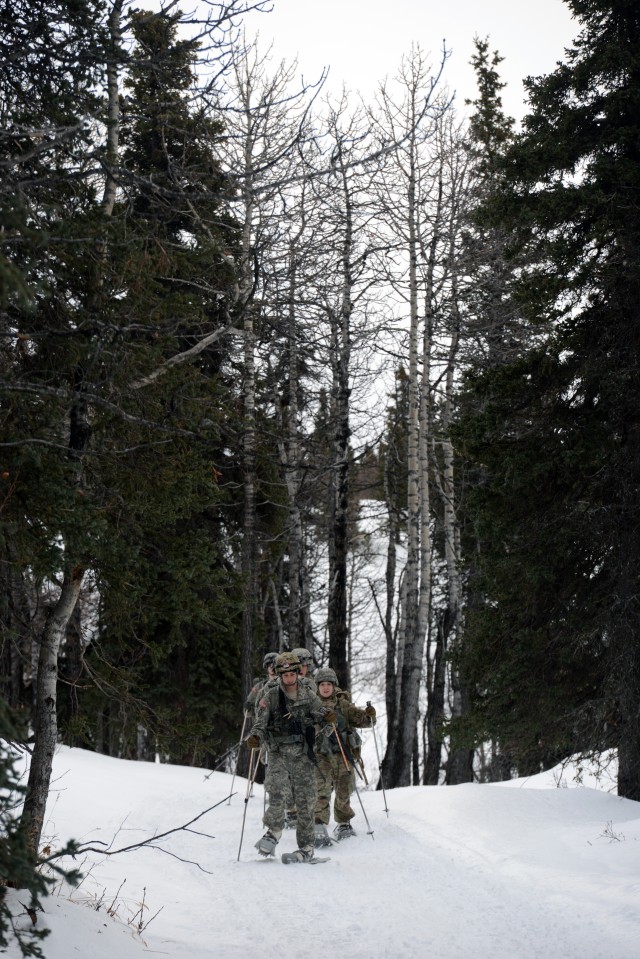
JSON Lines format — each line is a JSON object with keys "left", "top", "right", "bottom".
{"left": 260, "top": 647, "right": 315, "bottom": 826}
{"left": 246, "top": 652, "right": 335, "bottom": 863}
{"left": 292, "top": 647, "right": 317, "bottom": 692}
{"left": 244, "top": 652, "right": 278, "bottom": 715}
{"left": 312, "top": 666, "right": 376, "bottom": 845}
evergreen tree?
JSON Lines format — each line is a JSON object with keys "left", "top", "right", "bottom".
{"left": 1, "top": 3, "right": 244, "bottom": 856}
{"left": 73, "top": 7, "right": 244, "bottom": 764}
{"left": 461, "top": 37, "right": 518, "bottom": 371}
{"left": 456, "top": 1, "right": 640, "bottom": 796}
{"left": 448, "top": 38, "right": 519, "bottom": 783}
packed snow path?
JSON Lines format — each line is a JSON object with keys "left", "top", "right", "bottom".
{"left": 7, "top": 747, "right": 640, "bottom": 958}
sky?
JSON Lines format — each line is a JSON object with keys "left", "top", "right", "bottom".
{"left": 243, "top": 0, "right": 579, "bottom": 121}
{"left": 6, "top": 743, "right": 639, "bottom": 959}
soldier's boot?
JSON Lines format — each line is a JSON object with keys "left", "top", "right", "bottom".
{"left": 314, "top": 823, "right": 332, "bottom": 847}
{"left": 333, "top": 822, "right": 356, "bottom": 841}
{"left": 282, "top": 846, "right": 314, "bottom": 863}
{"left": 255, "top": 830, "right": 278, "bottom": 856}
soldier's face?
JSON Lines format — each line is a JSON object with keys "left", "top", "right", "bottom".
{"left": 281, "top": 670, "right": 297, "bottom": 688}
{"left": 318, "top": 681, "right": 334, "bottom": 698}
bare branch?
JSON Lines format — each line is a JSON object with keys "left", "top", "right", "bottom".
{"left": 39, "top": 793, "right": 236, "bottom": 868}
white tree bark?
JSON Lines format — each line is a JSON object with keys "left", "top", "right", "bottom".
{"left": 373, "top": 48, "right": 447, "bottom": 786}
{"left": 22, "top": 566, "right": 85, "bottom": 852}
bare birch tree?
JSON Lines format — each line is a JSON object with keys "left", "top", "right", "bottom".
{"left": 369, "top": 46, "right": 449, "bottom": 786}
{"left": 301, "top": 92, "right": 390, "bottom": 689}
{"left": 217, "top": 39, "right": 326, "bottom": 695}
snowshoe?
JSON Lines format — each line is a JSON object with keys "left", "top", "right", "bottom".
{"left": 255, "top": 831, "right": 278, "bottom": 857}
{"left": 314, "top": 823, "right": 333, "bottom": 847}
{"left": 281, "top": 847, "right": 329, "bottom": 864}
{"left": 333, "top": 823, "right": 356, "bottom": 841}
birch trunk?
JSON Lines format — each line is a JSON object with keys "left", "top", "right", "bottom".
{"left": 372, "top": 49, "right": 450, "bottom": 787}
{"left": 22, "top": 567, "right": 85, "bottom": 853}
{"left": 382, "top": 447, "right": 398, "bottom": 741}
{"left": 383, "top": 116, "right": 421, "bottom": 787}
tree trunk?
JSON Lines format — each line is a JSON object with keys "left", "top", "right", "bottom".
{"left": 276, "top": 246, "right": 315, "bottom": 653}
{"left": 383, "top": 126, "right": 421, "bottom": 787}
{"left": 383, "top": 448, "right": 398, "bottom": 745}
{"left": 441, "top": 281, "right": 473, "bottom": 785}
{"left": 327, "top": 143, "right": 354, "bottom": 691}
{"left": 424, "top": 609, "right": 446, "bottom": 784}
{"left": 22, "top": 566, "right": 84, "bottom": 853}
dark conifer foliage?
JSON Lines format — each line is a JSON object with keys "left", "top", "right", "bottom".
{"left": 456, "top": 1, "right": 640, "bottom": 796}
{"left": 67, "top": 8, "right": 245, "bottom": 764}
{"left": 0, "top": 0, "right": 107, "bottom": 297}
{"left": 1, "top": 0, "right": 110, "bottom": 730}
{"left": 1, "top": 1, "right": 245, "bottom": 777}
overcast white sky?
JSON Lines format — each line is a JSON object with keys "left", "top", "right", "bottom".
{"left": 245, "top": 0, "right": 578, "bottom": 121}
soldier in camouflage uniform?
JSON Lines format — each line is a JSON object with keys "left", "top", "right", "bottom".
{"left": 292, "top": 647, "right": 317, "bottom": 693}
{"left": 244, "top": 652, "right": 278, "bottom": 714}
{"left": 313, "top": 667, "right": 376, "bottom": 844}
{"left": 262, "top": 647, "right": 316, "bottom": 695}
{"left": 259, "top": 648, "right": 315, "bottom": 826}
{"left": 246, "top": 652, "right": 335, "bottom": 862}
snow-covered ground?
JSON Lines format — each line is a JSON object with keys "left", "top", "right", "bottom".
{"left": 5, "top": 744, "right": 639, "bottom": 959}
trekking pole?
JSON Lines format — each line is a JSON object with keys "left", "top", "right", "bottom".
{"left": 237, "top": 746, "right": 262, "bottom": 862}
{"left": 331, "top": 725, "right": 374, "bottom": 840}
{"left": 331, "top": 724, "right": 351, "bottom": 773}
{"left": 367, "top": 702, "right": 389, "bottom": 817}
{"left": 203, "top": 740, "right": 244, "bottom": 780}
{"left": 356, "top": 755, "right": 369, "bottom": 786}
{"left": 352, "top": 780, "right": 375, "bottom": 839}
{"left": 228, "top": 711, "right": 250, "bottom": 804}
{"left": 331, "top": 724, "right": 365, "bottom": 780}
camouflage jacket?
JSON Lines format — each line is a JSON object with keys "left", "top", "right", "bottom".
{"left": 244, "top": 675, "right": 263, "bottom": 714}
{"left": 263, "top": 673, "right": 316, "bottom": 695}
{"left": 249, "top": 681, "right": 329, "bottom": 750}
{"left": 315, "top": 690, "right": 373, "bottom": 758}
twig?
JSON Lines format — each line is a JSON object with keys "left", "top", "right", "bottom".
{"left": 40, "top": 793, "right": 235, "bottom": 865}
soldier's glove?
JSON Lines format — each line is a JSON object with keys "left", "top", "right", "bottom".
{"left": 323, "top": 709, "right": 337, "bottom": 724}
{"left": 364, "top": 704, "right": 377, "bottom": 723}
{"left": 246, "top": 734, "right": 261, "bottom": 750}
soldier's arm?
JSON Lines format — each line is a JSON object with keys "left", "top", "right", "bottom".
{"left": 345, "top": 701, "right": 374, "bottom": 728}
{"left": 244, "top": 685, "right": 258, "bottom": 713}
{"left": 249, "top": 690, "right": 274, "bottom": 742}
{"left": 306, "top": 690, "right": 335, "bottom": 725}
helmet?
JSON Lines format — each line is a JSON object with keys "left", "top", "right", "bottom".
{"left": 263, "top": 652, "right": 278, "bottom": 670}
{"left": 292, "top": 647, "right": 313, "bottom": 666}
{"left": 315, "top": 667, "right": 338, "bottom": 686}
{"left": 275, "top": 652, "right": 301, "bottom": 675}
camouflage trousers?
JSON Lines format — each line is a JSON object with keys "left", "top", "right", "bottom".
{"left": 263, "top": 751, "right": 293, "bottom": 809}
{"left": 315, "top": 752, "right": 355, "bottom": 825}
{"left": 263, "top": 744, "right": 317, "bottom": 851}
